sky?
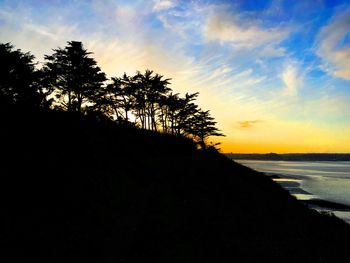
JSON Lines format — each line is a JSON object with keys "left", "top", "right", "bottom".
{"left": 0, "top": 0, "right": 349, "bottom": 153}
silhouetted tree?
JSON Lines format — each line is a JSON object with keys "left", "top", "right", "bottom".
{"left": 162, "top": 93, "right": 182, "bottom": 134}
{"left": 158, "top": 93, "right": 172, "bottom": 133}
{"left": 85, "top": 85, "right": 112, "bottom": 119}
{"left": 106, "top": 73, "right": 135, "bottom": 123}
{"left": 147, "top": 71, "right": 171, "bottom": 131}
{"left": 1, "top": 40, "right": 225, "bottom": 148}
{"left": 175, "top": 92, "right": 199, "bottom": 136}
{"left": 0, "top": 43, "right": 42, "bottom": 107}
{"left": 131, "top": 70, "right": 171, "bottom": 131}
{"left": 186, "top": 109, "right": 225, "bottom": 149}
{"left": 43, "top": 41, "right": 106, "bottom": 112}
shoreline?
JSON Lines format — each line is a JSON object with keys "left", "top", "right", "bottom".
{"left": 265, "top": 173, "right": 350, "bottom": 211}
{"left": 302, "top": 199, "right": 350, "bottom": 211}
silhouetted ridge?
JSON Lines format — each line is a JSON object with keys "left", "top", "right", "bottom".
{"left": 2, "top": 41, "right": 350, "bottom": 263}
{"left": 1, "top": 41, "right": 224, "bottom": 150}
{"left": 1, "top": 105, "right": 350, "bottom": 263}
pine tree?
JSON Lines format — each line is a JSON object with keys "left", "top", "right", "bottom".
{"left": 43, "top": 41, "right": 106, "bottom": 112}
{"left": 187, "top": 110, "right": 225, "bottom": 149}
{"left": 0, "top": 43, "right": 42, "bottom": 106}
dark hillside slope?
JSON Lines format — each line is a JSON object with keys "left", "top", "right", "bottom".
{"left": 2, "top": 106, "right": 350, "bottom": 263}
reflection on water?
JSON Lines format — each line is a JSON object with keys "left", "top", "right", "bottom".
{"left": 293, "top": 194, "right": 315, "bottom": 201}
{"left": 236, "top": 160, "right": 350, "bottom": 224}
{"left": 273, "top": 178, "right": 301, "bottom": 182}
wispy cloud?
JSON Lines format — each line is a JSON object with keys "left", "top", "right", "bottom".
{"left": 238, "top": 120, "right": 262, "bottom": 128}
{"left": 153, "top": 0, "right": 177, "bottom": 11}
{"left": 259, "top": 45, "right": 286, "bottom": 57}
{"left": 203, "top": 7, "right": 289, "bottom": 51}
{"left": 281, "top": 62, "right": 303, "bottom": 96}
{"left": 1, "top": 0, "right": 349, "bottom": 153}
{"left": 316, "top": 8, "right": 350, "bottom": 80}
{"left": 0, "top": 8, "right": 77, "bottom": 60}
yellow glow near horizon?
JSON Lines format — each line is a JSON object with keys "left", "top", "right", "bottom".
{"left": 210, "top": 112, "right": 350, "bottom": 153}
{"left": 1, "top": 1, "right": 349, "bottom": 154}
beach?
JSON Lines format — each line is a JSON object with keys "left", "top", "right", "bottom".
{"left": 237, "top": 160, "right": 350, "bottom": 224}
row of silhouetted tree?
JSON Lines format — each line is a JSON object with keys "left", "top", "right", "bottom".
{"left": 0, "top": 41, "right": 224, "bottom": 148}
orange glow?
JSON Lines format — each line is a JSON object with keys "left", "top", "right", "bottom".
{"left": 213, "top": 129, "right": 350, "bottom": 153}
{"left": 219, "top": 140, "right": 350, "bottom": 154}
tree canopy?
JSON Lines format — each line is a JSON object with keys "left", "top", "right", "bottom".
{"left": 43, "top": 41, "right": 106, "bottom": 112}
{"left": 0, "top": 41, "right": 224, "bottom": 148}
{"left": 0, "top": 43, "right": 42, "bottom": 106}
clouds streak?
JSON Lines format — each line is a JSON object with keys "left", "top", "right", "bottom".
{"left": 0, "top": 0, "right": 349, "bottom": 152}
{"left": 238, "top": 120, "right": 262, "bottom": 128}
{"left": 316, "top": 9, "right": 350, "bottom": 80}
{"left": 282, "top": 62, "right": 303, "bottom": 96}
{"left": 203, "top": 7, "right": 289, "bottom": 52}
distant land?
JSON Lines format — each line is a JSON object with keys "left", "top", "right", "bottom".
{"left": 225, "top": 153, "right": 350, "bottom": 161}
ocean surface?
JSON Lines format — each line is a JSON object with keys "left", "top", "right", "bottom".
{"left": 236, "top": 160, "right": 350, "bottom": 224}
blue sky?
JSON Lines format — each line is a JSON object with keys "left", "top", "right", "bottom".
{"left": 1, "top": 0, "right": 349, "bottom": 152}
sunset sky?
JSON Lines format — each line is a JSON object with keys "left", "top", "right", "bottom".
{"left": 1, "top": 0, "right": 349, "bottom": 153}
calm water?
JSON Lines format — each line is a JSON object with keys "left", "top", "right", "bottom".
{"left": 236, "top": 160, "right": 350, "bottom": 223}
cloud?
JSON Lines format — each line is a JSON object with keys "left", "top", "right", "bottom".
{"left": 203, "top": 8, "right": 289, "bottom": 50}
{"left": 2, "top": 0, "right": 350, "bottom": 153}
{"left": 0, "top": 8, "right": 78, "bottom": 61}
{"left": 259, "top": 44, "right": 286, "bottom": 57}
{"left": 316, "top": 9, "right": 350, "bottom": 80}
{"left": 153, "top": 0, "right": 177, "bottom": 11}
{"left": 238, "top": 120, "right": 262, "bottom": 128}
{"left": 281, "top": 62, "right": 303, "bottom": 96}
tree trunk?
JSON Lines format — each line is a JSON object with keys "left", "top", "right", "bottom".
{"left": 77, "top": 93, "right": 82, "bottom": 113}
{"left": 68, "top": 90, "right": 72, "bottom": 112}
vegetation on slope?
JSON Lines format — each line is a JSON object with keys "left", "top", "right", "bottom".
{"left": 2, "top": 104, "right": 350, "bottom": 263}
{"left": 0, "top": 41, "right": 223, "bottom": 149}
{"left": 1, "top": 41, "right": 350, "bottom": 263}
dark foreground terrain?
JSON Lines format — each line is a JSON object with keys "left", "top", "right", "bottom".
{"left": 2, "top": 105, "right": 350, "bottom": 263}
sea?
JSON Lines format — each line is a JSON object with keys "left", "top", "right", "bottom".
{"left": 236, "top": 160, "right": 350, "bottom": 224}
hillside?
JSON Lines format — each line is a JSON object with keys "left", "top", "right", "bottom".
{"left": 2, "top": 105, "right": 350, "bottom": 263}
